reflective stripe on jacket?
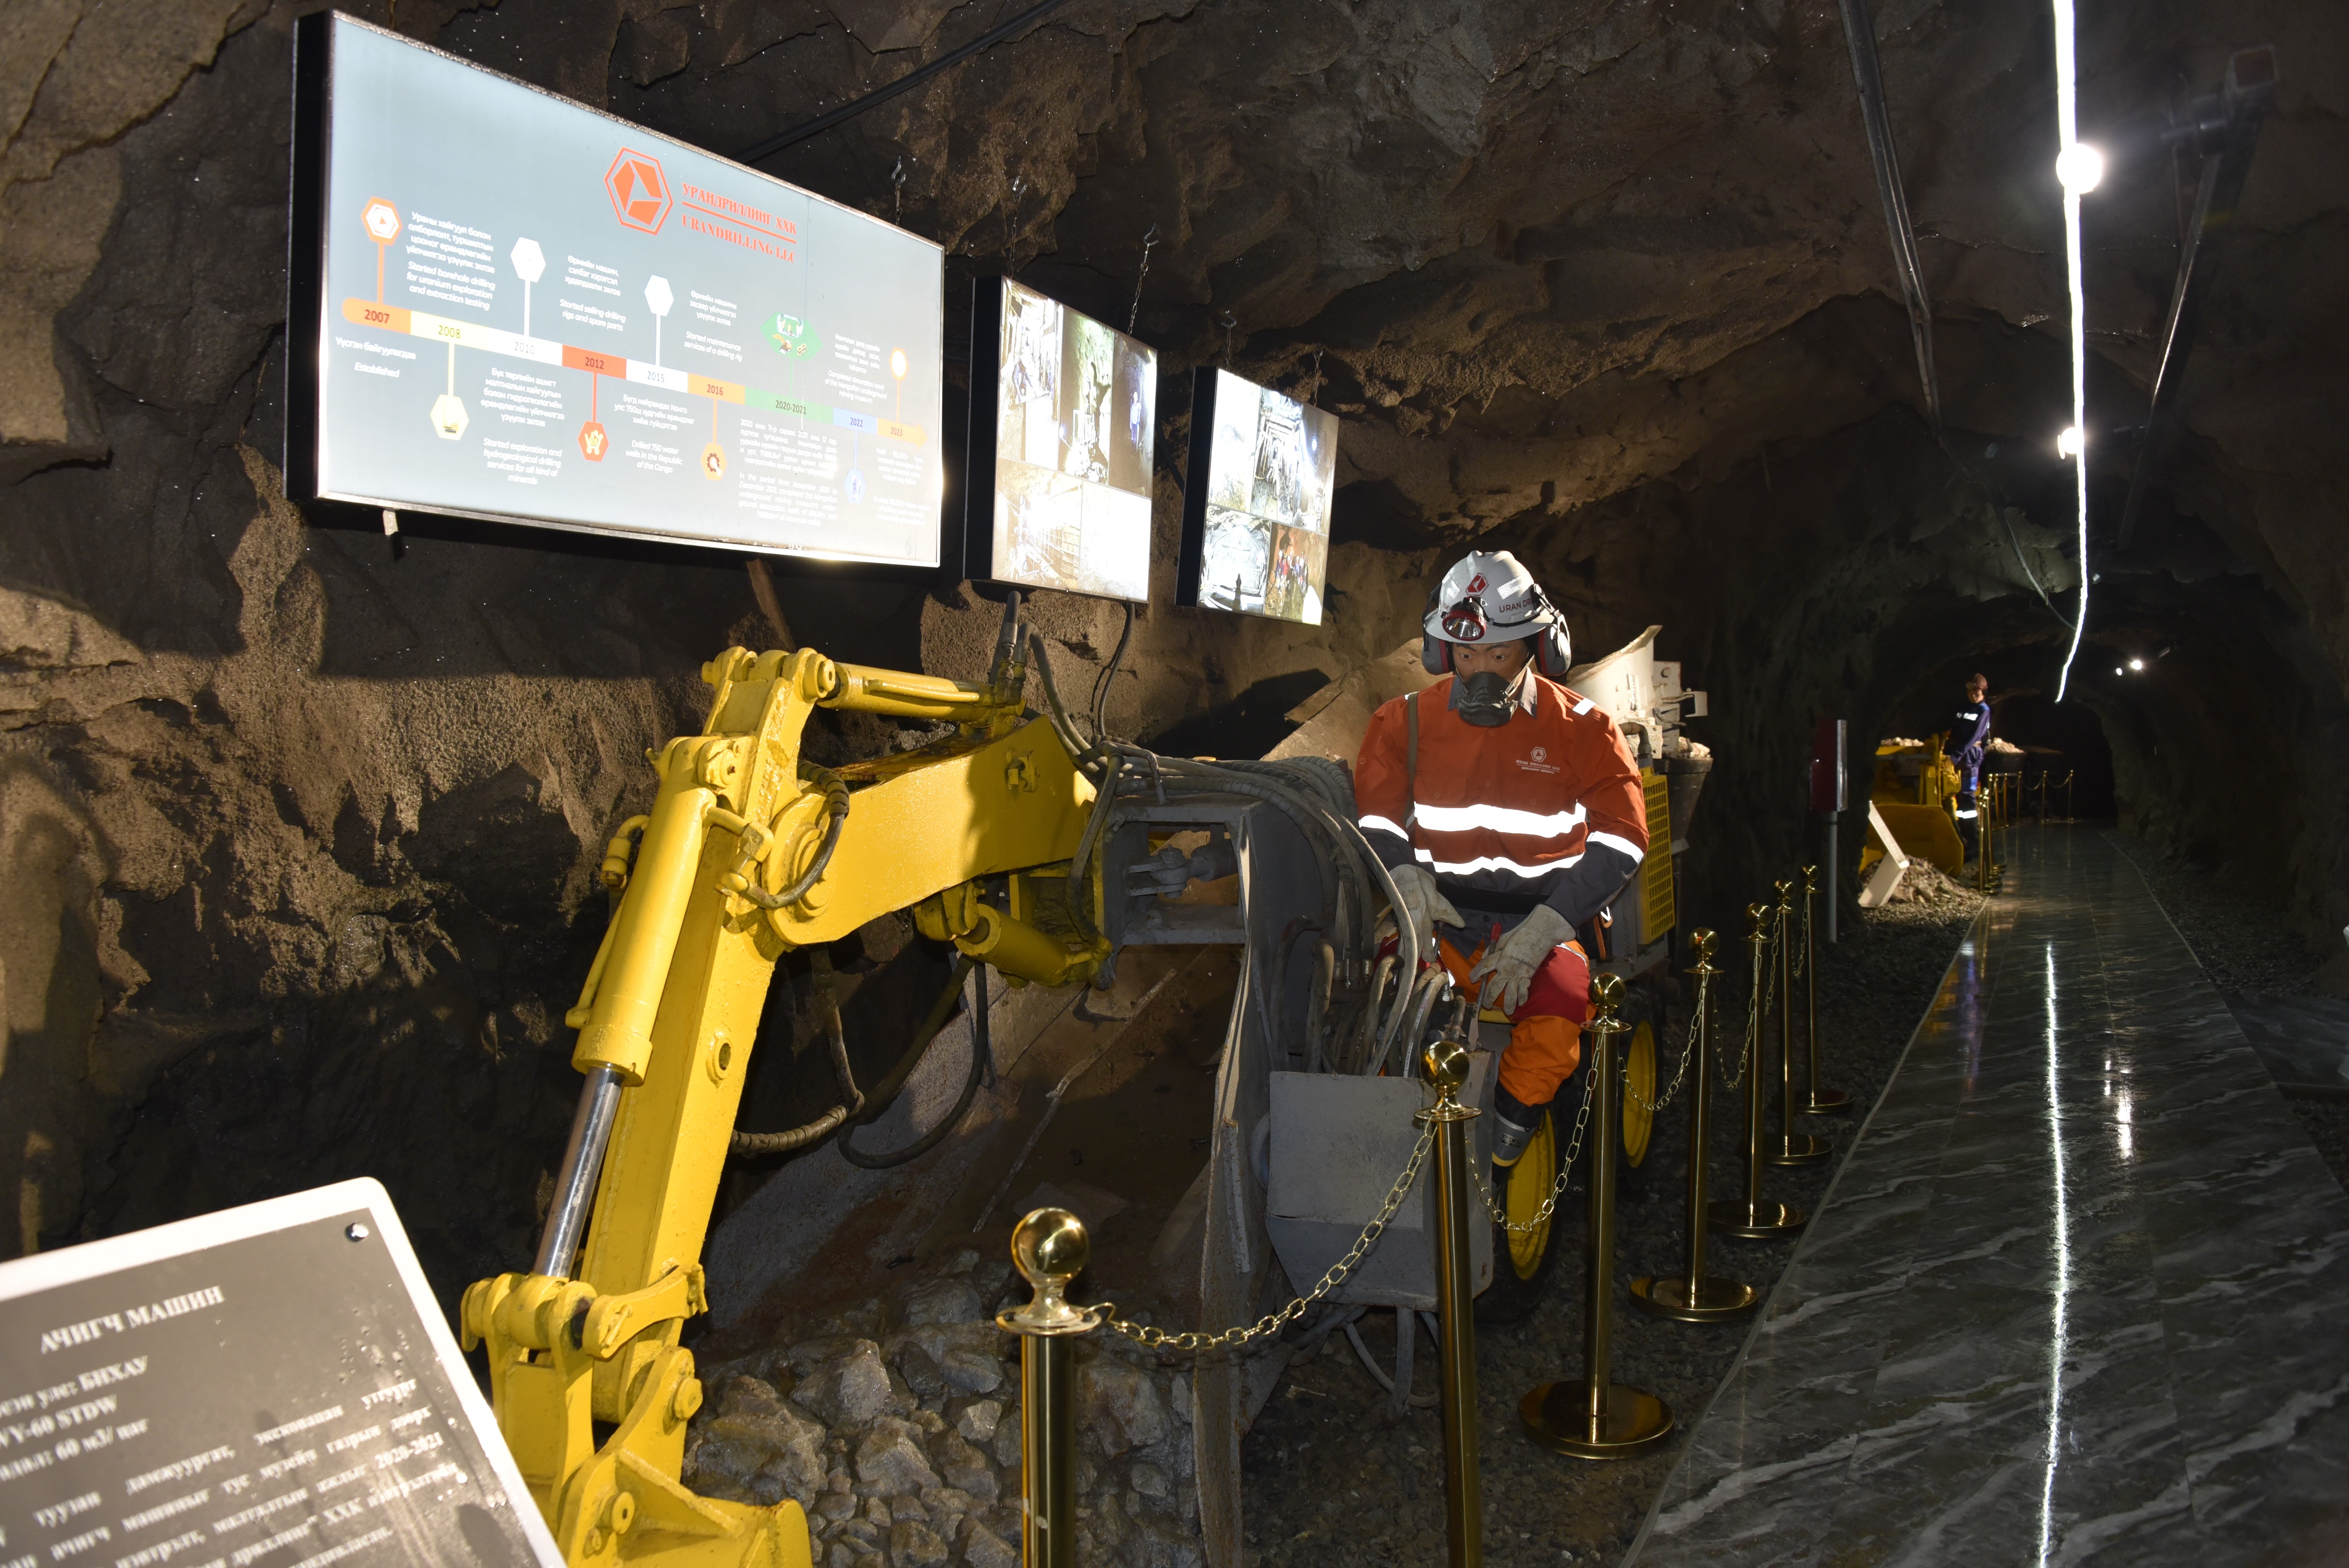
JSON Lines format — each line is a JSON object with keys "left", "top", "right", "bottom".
{"left": 1353, "top": 672, "right": 1648, "bottom": 925}
{"left": 1953, "top": 701, "right": 1991, "bottom": 788}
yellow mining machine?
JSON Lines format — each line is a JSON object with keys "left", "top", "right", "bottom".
{"left": 457, "top": 595, "right": 1713, "bottom": 1568}
{"left": 458, "top": 602, "right": 1111, "bottom": 1568}
{"left": 1868, "top": 734, "right": 1967, "bottom": 875}
{"left": 457, "top": 596, "right": 1427, "bottom": 1568}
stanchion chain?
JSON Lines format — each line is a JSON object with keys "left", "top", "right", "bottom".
{"left": 1722, "top": 931, "right": 1773, "bottom": 1092}
{"left": 1790, "top": 887, "right": 1810, "bottom": 980}
{"left": 1622, "top": 966, "right": 1706, "bottom": 1117}
{"left": 1469, "top": 1060, "right": 1600, "bottom": 1234}
{"left": 1099, "top": 1119, "right": 1437, "bottom": 1352}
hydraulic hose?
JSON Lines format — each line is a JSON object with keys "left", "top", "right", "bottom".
{"left": 1027, "top": 628, "right": 1099, "bottom": 766}
{"left": 736, "top": 773, "right": 850, "bottom": 909}
{"left": 1092, "top": 601, "right": 1135, "bottom": 739}
{"left": 839, "top": 963, "right": 993, "bottom": 1169}
{"left": 730, "top": 949, "right": 865, "bottom": 1155}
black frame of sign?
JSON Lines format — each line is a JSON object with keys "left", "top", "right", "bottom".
{"left": 961, "top": 276, "right": 1159, "bottom": 602}
{"left": 959, "top": 276, "right": 1007, "bottom": 582}
{"left": 1174, "top": 365, "right": 1339, "bottom": 623}
{"left": 1172, "top": 364, "right": 1220, "bottom": 610}
{"left": 283, "top": 11, "right": 960, "bottom": 581}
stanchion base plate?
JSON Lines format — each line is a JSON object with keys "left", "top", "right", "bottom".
{"left": 1519, "top": 1381, "right": 1674, "bottom": 1459}
{"left": 1629, "top": 1274, "right": 1758, "bottom": 1323}
{"left": 1707, "top": 1199, "right": 1806, "bottom": 1238}
{"left": 1766, "top": 1133, "right": 1834, "bottom": 1167}
{"left": 1802, "top": 1088, "right": 1854, "bottom": 1116}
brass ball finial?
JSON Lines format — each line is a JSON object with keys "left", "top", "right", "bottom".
{"left": 1423, "top": 1034, "right": 1471, "bottom": 1094}
{"left": 999, "top": 1206, "right": 1103, "bottom": 1336}
{"left": 1746, "top": 902, "right": 1771, "bottom": 941}
{"left": 1590, "top": 970, "right": 1626, "bottom": 1024}
{"left": 1689, "top": 927, "right": 1717, "bottom": 968}
{"left": 1011, "top": 1206, "right": 1089, "bottom": 1289}
{"left": 1801, "top": 864, "right": 1818, "bottom": 891}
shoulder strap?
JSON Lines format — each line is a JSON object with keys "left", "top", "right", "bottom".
{"left": 1404, "top": 691, "right": 1419, "bottom": 827}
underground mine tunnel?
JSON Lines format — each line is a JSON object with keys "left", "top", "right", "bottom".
{"left": 0, "top": 2, "right": 2344, "bottom": 1566}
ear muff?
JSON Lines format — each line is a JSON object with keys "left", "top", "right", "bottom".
{"left": 1420, "top": 587, "right": 1454, "bottom": 675}
{"left": 1533, "top": 623, "right": 1572, "bottom": 678}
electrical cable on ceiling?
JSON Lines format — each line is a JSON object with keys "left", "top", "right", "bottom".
{"left": 2050, "top": 0, "right": 2093, "bottom": 704}
{"left": 1836, "top": 0, "right": 1946, "bottom": 441}
{"left": 732, "top": 0, "right": 1077, "bottom": 165}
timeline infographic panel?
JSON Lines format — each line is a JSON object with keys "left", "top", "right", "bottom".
{"left": 1176, "top": 369, "right": 1338, "bottom": 624}
{"left": 973, "top": 280, "right": 1157, "bottom": 601}
{"left": 294, "top": 13, "right": 944, "bottom": 565}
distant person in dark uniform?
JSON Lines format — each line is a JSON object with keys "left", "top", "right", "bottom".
{"left": 1952, "top": 674, "right": 1991, "bottom": 866}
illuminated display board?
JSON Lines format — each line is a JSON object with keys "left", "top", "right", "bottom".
{"left": 1176, "top": 369, "right": 1338, "bottom": 624}
{"left": 287, "top": 12, "right": 946, "bottom": 565}
{"left": 963, "top": 279, "right": 1158, "bottom": 601}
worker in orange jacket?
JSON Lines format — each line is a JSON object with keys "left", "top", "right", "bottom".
{"left": 1355, "top": 550, "right": 1650, "bottom": 1167}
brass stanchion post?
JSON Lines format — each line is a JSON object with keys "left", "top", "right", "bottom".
{"left": 1798, "top": 866, "right": 1850, "bottom": 1117}
{"left": 1768, "top": 879, "right": 1830, "bottom": 1167}
{"left": 2065, "top": 771, "right": 2074, "bottom": 823}
{"left": 1419, "top": 1033, "right": 1483, "bottom": 1565}
{"left": 1522, "top": 975, "right": 1674, "bottom": 1456}
{"left": 998, "top": 1208, "right": 1102, "bottom": 1568}
{"left": 1710, "top": 905, "right": 1806, "bottom": 1239}
{"left": 1632, "top": 931, "right": 1757, "bottom": 1322}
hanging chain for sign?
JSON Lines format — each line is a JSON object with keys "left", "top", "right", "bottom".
{"left": 1101, "top": 1119, "right": 1435, "bottom": 1352}
{"left": 1471, "top": 1056, "right": 1600, "bottom": 1234}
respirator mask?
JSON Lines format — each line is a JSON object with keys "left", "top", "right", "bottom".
{"left": 1456, "top": 665, "right": 1524, "bottom": 728}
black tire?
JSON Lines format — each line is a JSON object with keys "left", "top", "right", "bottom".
{"left": 1475, "top": 1107, "right": 1567, "bottom": 1326}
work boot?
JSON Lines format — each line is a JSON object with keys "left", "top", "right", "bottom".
{"left": 1490, "top": 1083, "right": 1549, "bottom": 1168}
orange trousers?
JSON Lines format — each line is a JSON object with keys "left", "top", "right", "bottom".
{"left": 1434, "top": 934, "right": 1588, "bottom": 1108}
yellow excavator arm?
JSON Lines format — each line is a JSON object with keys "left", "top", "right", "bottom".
{"left": 460, "top": 605, "right": 1111, "bottom": 1568}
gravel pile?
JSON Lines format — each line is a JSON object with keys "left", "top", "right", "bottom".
{"left": 683, "top": 1249, "right": 1203, "bottom": 1568}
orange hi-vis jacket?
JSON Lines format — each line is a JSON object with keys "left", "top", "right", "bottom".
{"left": 1354, "top": 672, "right": 1649, "bottom": 929}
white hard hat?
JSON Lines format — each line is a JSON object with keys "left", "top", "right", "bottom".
{"left": 1425, "top": 551, "right": 1540, "bottom": 641}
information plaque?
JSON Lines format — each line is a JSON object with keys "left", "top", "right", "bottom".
{"left": 0, "top": 1180, "right": 561, "bottom": 1568}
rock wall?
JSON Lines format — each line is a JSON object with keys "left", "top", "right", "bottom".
{"left": 3, "top": 0, "right": 2345, "bottom": 1311}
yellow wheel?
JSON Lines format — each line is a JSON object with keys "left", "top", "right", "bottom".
{"left": 1478, "top": 1107, "right": 1564, "bottom": 1325}
{"left": 1623, "top": 1019, "right": 1657, "bottom": 1168}
{"left": 1506, "top": 1110, "right": 1557, "bottom": 1280}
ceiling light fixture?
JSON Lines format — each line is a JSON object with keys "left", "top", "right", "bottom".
{"left": 2128, "top": 657, "right": 2145, "bottom": 671}
{"left": 2055, "top": 142, "right": 2105, "bottom": 194}
{"left": 2051, "top": 0, "right": 2093, "bottom": 706}
{"left": 2057, "top": 425, "right": 2086, "bottom": 458}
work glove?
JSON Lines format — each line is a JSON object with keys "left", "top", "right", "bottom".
{"left": 1465, "top": 902, "right": 1572, "bottom": 1017}
{"left": 1389, "top": 864, "right": 1463, "bottom": 960}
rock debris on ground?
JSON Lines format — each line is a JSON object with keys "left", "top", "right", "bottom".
{"left": 685, "top": 1248, "right": 1203, "bottom": 1568}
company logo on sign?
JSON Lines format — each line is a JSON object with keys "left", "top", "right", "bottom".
{"left": 606, "top": 149, "right": 672, "bottom": 233}
{"left": 1530, "top": 747, "right": 1548, "bottom": 763}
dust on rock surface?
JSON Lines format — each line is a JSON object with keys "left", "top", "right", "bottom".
{"left": 1234, "top": 887, "right": 1980, "bottom": 1565}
